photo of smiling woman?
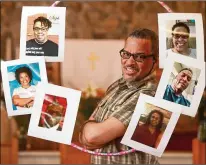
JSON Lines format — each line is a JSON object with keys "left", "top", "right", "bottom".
{"left": 12, "top": 67, "right": 37, "bottom": 110}
{"left": 131, "top": 110, "right": 164, "bottom": 148}
{"left": 130, "top": 103, "right": 172, "bottom": 149}
{"left": 166, "top": 21, "right": 196, "bottom": 58}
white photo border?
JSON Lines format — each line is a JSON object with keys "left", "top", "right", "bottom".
{"left": 28, "top": 83, "right": 81, "bottom": 145}
{"left": 155, "top": 52, "right": 205, "bottom": 117}
{"left": 20, "top": 6, "right": 66, "bottom": 62}
{"left": 1, "top": 57, "right": 48, "bottom": 116}
{"left": 121, "top": 93, "right": 181, "bottom": 157}
{"left": 158, "top": 13, "right": 204, "bottom": 68}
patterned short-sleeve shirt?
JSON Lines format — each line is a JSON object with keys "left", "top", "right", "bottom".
{"left": 91, "top": 73, "right": 159, "bottom": 164}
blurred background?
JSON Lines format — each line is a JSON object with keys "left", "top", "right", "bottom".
{"left": 1, "top": 1, "right": 206, "bottom": 164}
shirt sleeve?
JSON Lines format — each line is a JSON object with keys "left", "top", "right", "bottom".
{"left": 110, "top": 93, "right": 140, "bottom": 127}
{"left": 12, "top": 88, "right": 19, "bottom": 96}
{"left": 110, "top": 89, "right": 156, "bottom": 127}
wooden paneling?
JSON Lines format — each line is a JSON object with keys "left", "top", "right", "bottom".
{"left": 26, "top": 136, "right": 59, "bottom": 151}
{"left": 60, "top": 142, "right": 90, "bottom": 164}
{"left": 192, "top": 138, "right": 206, "bottom": 164}
{"left": 46, "top": 62, "right": 61, "bottom": 85}
{"left": 0, "top": 137, "right": 18, "bottom": 164}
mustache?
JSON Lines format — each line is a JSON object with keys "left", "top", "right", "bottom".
{"left": 124, "top": 65, "right": 139, "bottom": 72}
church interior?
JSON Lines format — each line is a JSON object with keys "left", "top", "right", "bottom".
{"left": 1, "top": 1, "right": 206, "bottom": 164}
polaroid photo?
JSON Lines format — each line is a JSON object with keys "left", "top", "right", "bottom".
{"left": 20, "top": 6, "right": 66, "bottom": 62}
{"left": 28, "top": 83, "right": 81, "bottom": 145}
{"left": 1, "top": 57, "right": 47, "bottom": 116}
{"left": 121, "top": 93, "right": 181, "bottom": 157}
{"left": 155, "top": 52, "right": 205, "bottom": 117}
{"left": 158, "top": 13, "right": 204, "bottom": 68}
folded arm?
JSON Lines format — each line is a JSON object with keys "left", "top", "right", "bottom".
{"left": 80, "top": 91, "right": 141, "bottom": 150}
{"left": 12, "top": 95, "right": 34, "bottom": 107}
{"left": 80, "top": 117, "right": 126, "bottom": 150}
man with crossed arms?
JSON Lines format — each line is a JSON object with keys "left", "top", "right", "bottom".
{"left": 80, "top": 28, "right": 159, "bottom": 164}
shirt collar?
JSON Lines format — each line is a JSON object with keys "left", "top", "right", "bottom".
{"left": 118, "top": 71, "right": 157, "bottom": 89}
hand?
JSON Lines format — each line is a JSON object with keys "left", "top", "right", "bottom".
{"left": 27, "top": 101, "right": 34, "bottom": 108}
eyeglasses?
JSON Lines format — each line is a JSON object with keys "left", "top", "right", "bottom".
{"left": 33, "top": 27, "right": 48, "bottom": 32}
{"left": 172, "top": 33, "right": 189, "bottom": 39}
{"left": 119, "top": 49, "right": 154, "bottom": 62}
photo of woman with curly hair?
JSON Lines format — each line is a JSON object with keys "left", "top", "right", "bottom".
{"left": 12, "top": 66, "right": 37, "bottom": 110}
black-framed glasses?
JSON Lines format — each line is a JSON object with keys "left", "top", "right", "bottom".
{"left": 33, "top": 27, "right": 48, "bottom": 32}
{"left": 172, "top": 33, "right": 189, "bottom": 39}
{"left": 119, "top": 49, "right": 154, "bottom": 62}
